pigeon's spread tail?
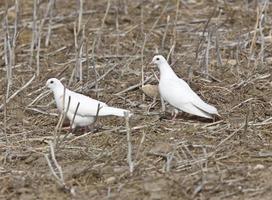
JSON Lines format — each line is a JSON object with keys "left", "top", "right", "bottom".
{"left": 99, "top": 106, "right": 132, "bottom": 117}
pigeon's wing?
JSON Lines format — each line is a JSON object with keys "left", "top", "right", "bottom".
{"left": 63, "top": 90, "right": 131, "bottom": 117}
{"left": 180, "top": 102, "right": 213, "bottom": 118}
{"left": 62, "top": 90, "right": 108, "bottom": 117}
{"left": 191, "top": 96, "right": 218, "bottom": 115}
{"left": 177, "top": 79, "right": 218, "bottom": 115}
{"left": 98, "top": 106, "right": 131, "bottom": 117}
{"left": 160, "top": 78, "right": 218, "bottom": 116}
{"left": 160, "top": 77, "right": 194, "bottom": 106}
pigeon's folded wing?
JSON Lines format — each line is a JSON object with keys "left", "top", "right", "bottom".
{"left": 63, "top": 90, "right": 130, "bottom": 117}
{"left": 163, "top": 78, "right": 218, "bottom": 115}
{"left": 180, "top": 103, "right": 213, "bottom": 118}
{"left": 160, "top": 80, "right": 194, "bottom": 113}
{"left": 62, "top": 90, "right": 107, "bottom": 117}
{"left": 177, "top": 79, "right": 218, "bottom": 115}
{"left": 191, "top": 96, "right": 218, "bottom": 115}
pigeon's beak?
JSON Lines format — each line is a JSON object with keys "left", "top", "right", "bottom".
{"left": 46, "top": 80, "right": 52, "bottom": 89}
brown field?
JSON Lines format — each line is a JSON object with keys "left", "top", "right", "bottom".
{"left": 1, "top": 0, "right": 272, "bottom": 199}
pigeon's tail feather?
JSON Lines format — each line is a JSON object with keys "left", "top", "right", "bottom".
{"left": 180, "top": 103, "right": 213, "bottom": 119}
{"left": 192, "top": 98, "right": 219, "bottom": 115}
{"left": 99, "top": 106, "right": 132, "bottom": 117}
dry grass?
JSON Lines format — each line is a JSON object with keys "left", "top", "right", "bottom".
{"left": 1, "top": 0, "right": 272, "bottom": 199}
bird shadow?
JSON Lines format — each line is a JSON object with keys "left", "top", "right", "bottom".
{"left": 159, "top": 112, "right": 220, "bottom": 123}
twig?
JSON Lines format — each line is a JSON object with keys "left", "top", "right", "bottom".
{"left": 215, "top": 30, "right": 223, "bottom": 69}
{"left": 44, "top": 142, "right": 74, "bottom": 194}
{"left": 78, "top": 0, "right": 83, "bottom": 33}
{"left": 36, "top": 0, "right": 53, "bottom": 75}
{"left": 27, "top": 89, "right": 51, "bottom": 107}
{"left": 169, "top": 0, "right": 180, "bottom": 61}
{"left": 93, "top": 103, "right": 101, "bottom": 124}
{"left": 115, "top": 74, "right": 153, "bottom": 95}
{"left": 203, "top": 30, "right": 211, "bottom": 78}
{"left": 0, "top": 75, "right": 36, "bottom": 110}
{"left": 45, "top": 0, "right": 55, "bottom": 47}
{"left": 96, "top": 0, "right": 111, "bottom": 49}
{"left": 167, "top": 44, "right": 175, "bottom": 62}
{"left": 3, "top": 95, "right": 9, "bottom": 145}
{"left": 141, "top": 34, "right": 147, "bottom": 101}
{"left": 161, "top": 15, "right": 170, "bottom": 51}
{"left": 56, "top": 100, "right": 79, "bottom": 150}
{"left": 90, "top": 37, "right": 99, "bottom": 98}
{"left": 3, "top": 0, "right": 16, "bottom": 98}
{"left": 70, "top": 102, "right": 80, "bottom": 131}
{"left": 214, "top": 125, "right": 244, "bottom": 152}
{"left": 115, "top": 4, "right": 120, "bottom": 54}
{"left": 125, "top": 112, "right": 133, "bottom": 174}
{"left": 29, "top": 0, "right": 38, "bottom": 69}
{"left": 247, "top": 6, "right": 260, "bottom": 68}
{"left": 79, "top": 63, "right": 119, "bottom": 92}
{"left": 135, "top": 131, "right": 146, "bottom": 161}
{"left": 166, "top": 151, "right": 175, "bottom": 172}
{"left": 54, "top": 88, "right": 70, "bottom": 148}
{"left": 258, "top": 0, "right": 268, "bottom": 65}
{"left": 73, "top": 0, "right": 84, "bottom": 81}
{"left": 140, "top": 0, "right": 144, "bottom": 34}
{"left": 73, "top": 21, "right": 82, "bottom": 82}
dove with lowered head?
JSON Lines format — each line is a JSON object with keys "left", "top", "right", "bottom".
{"left": 46, "top": 78, "right": 132, "bottom": 129}
{"left": 151, "top": 55, "right": 219, "bottom": 119}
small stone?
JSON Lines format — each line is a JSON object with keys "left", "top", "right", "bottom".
{"left": 253, "top": 164, "right": 265, "bottom": 170}
{"left": 105, "top": 176, "right": 116, "bottom": 184}
{"left": 141, "top": 84, "right": 159, "bottom": 99}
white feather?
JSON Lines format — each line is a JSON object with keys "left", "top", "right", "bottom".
{"left": 152, "top": 55, "right": 219, "bottom": 119}
{"left": 46, "top": 78, "right": 132, "bottom": 128}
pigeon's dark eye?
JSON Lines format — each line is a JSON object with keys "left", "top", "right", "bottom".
{"left": 156, "top": 57, "right": 160, "bottom": 61}
{"left": 50, "top": 80, "right": 54, "bottom": 84}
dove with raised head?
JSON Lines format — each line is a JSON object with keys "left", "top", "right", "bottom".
{"left": 46, "top": 78, "right": 132, "bottom": 129}
{"left": 151, "top": 55, "right": 219, "bottom": 119}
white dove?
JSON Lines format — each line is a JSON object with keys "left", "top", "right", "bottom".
{"left": 46, "top": 78, "right": 132, "bottom": 130}
{"left": 151, "top": 55, "right": 219, "bottom": 119}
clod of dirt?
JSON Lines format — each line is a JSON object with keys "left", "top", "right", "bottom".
{"left": 143, "top": 178, "right": 169, "bottom": 199}
{"left": 141, "top": 84, "right": 159, "bottom": 99}
{"left": 105, "top": 176, "right": 116, "bottom": 184}
{"left": 149, "top": 142, "right": 173, "bottom": 155}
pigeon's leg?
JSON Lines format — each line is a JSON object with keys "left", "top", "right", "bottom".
{"left": 171, "top": 109, "right": 179, "bottom": 121}
{"left": 160, "top": 96, "right": 166, "bottom": 112}
{"left": 84, "top": 126, "right": 89, "bottom": 133}
{"left": 147, "top": 97, "right": 157, "bottom": 112}
{"left": 89, "top": 123, "right": 100, "bottom": 133}
{"left": 62, "top": 126, "right": 70, "bottom": 130}
{"left": 69, "top": 123, "right": 77, "bottom": 134}
{"left": 213, "top": 115, "right": 216, "bottom": 122}
{"left": 83, "top": 122, "right": 97, "bottom": 133}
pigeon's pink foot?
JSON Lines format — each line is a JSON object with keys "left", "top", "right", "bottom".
{"left": 62, "top": 126, "right": 71, "bottom": 130}
{"left": 171, "top": 109, "right": 179, "bottom": 122}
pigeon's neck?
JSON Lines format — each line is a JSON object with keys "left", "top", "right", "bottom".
{"left": 53, "top": 85, "right": 66, "bottom": 99}
{"left": 158, "top": 62, "right": 178, "bottom": 80}
{"left": 52, "top": 85, "right": 68, "bottom": 112}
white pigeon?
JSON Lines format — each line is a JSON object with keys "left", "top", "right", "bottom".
{"left": 46, "top": 78, "right": 132, "bottom": 129}
{"left": 151, "top": 55, "right": 219, "bottom": 119}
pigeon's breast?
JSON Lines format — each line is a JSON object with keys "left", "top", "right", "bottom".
{"left": 66, "top": 111, "right": 95, "bottom": 127}
{"left": 54, "top": 93, "right": 64, "bottom": 112}
{"left": 159, "top": 77, "right": 190, "bottom": 107}
{"left": 158, "top": 78, "right": 175, "bottom": 100}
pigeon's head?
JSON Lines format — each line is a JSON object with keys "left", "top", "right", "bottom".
{"left": 151, "top": 55, "right": 167, "bottom": 66}
{"left": 46, "top": 78, "right": 63, "bottom": 91}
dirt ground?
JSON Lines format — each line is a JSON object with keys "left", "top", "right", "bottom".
{"left": 1, "top": 0, "right": 272, "bottom": 199}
